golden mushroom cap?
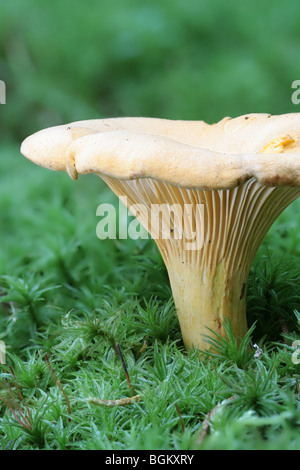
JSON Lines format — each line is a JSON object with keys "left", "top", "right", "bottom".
{"left": 21, "top": 113, "right": 300, "bottom": 189}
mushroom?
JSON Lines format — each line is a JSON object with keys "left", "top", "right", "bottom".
{"left": 21, "top": 113, "right": 300, "bottom": 351}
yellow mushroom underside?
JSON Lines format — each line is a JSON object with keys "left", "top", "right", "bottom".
{"left": 101, "top": 174, "right": 300, "bottom": 350}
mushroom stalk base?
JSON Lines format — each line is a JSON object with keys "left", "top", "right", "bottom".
{"left": 166, "top": 258, "right": 248, "bottom": 350}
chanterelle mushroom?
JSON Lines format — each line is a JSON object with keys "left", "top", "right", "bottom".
{"left": 21, "top": 113, "right": 300, "bottom": 351}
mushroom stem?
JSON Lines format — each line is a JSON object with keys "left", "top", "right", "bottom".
{"left": 166, "top": 258, "right": 248, "bottom": 350}
{"left": 102, "top": 175, "right": 300, "bottom": 351}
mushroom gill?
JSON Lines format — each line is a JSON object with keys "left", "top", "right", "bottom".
{"left": 100, "top": 174, "right": 299, "bottom": 350}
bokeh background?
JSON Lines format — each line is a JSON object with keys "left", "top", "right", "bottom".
{"left": 1, "top": 0, "right": 300, "bottom": 142}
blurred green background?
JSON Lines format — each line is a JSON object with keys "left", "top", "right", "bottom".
{"left": 1, "top": 0, "right": 300, "bottom": 142}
